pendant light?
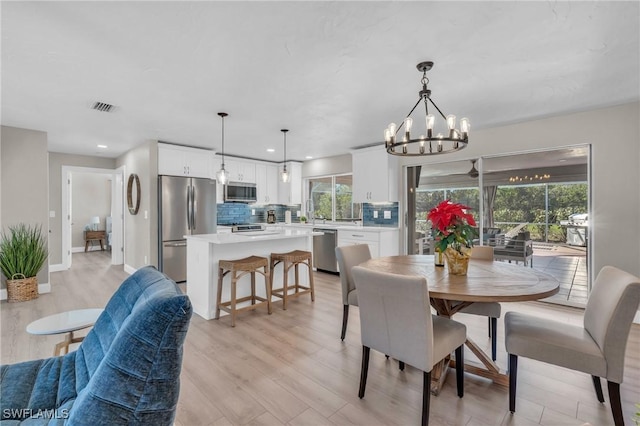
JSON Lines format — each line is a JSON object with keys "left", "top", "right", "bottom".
{"left": 216, "top": 112, "right": 230, "bottom": 185}
{"left": 280, "top": 129, "right": 290, "bottom": 183}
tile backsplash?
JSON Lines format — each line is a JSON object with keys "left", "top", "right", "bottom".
{"left": 362, "top": 202, "right": 399, "bottom": 227}
{"left": 217, "top": 203, "right": 302, "bottom": 225}
{"left": 217, "top": 202, "right": 399, "bottom": 227}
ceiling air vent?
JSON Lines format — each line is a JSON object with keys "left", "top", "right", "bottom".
{"left": 91, "top": 101, "right": 115, "bottom": 113}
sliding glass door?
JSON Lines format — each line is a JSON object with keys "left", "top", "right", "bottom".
{"left": 407, "top": 146, "right": 590, "bottom": 307}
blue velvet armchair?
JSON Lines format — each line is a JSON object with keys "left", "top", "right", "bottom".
{"left": 0, "top": 266, "right": 192, "bottom": 425}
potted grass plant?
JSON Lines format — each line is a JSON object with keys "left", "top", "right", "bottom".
{"left": 0, "top": 223, "right": 48, "bottom": 302}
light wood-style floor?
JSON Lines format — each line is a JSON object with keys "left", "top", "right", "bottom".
{"left": 2, "top": 252, "right": 639, "bottom": 426}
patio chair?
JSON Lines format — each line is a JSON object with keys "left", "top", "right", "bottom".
{"left": 490, "top": 231, "right": 533, "bottom": 267}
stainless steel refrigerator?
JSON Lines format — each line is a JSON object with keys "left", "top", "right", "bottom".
{"left": 158, "top": 175, "right": 217, "bottom": 282}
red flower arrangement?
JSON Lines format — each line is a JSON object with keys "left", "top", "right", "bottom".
{"left": 427, "top": 200, "right": 478, "bottom": 255}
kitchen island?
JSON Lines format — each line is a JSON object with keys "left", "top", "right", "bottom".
{"left": 186, "top": 229, "right": 322, "bottom": 320}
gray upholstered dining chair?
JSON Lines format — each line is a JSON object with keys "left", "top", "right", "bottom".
{"left": 458, "top": 245, "right": 501, "bottom": 360}
{"left": 352, "top": 265, "right": 467, "bottom": 426}
{"left": 505, "top": 266, "right": 640, "bottom": 426}
{"left": 335, "top": 244, "right": 371, "bottom": 341}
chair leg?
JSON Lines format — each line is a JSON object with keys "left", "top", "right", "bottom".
{"left": 509, "top": 354, "right": 518, "bottom": 413}
{"left": 399, "top": 361, "right": 405, "bottom": 371}
{"left": 488, "top": 317, "right": 491, "bottom": 337}
{"left": 455, "top": 345, "right": 464, "bottom": 398}
{"left": 341, "top": 305, "right": 349, "bottom": 341}
{"left": 358, "top": 346, "right": 370, "bottom": 398}
{"left": 591, "top": 375, "right": 604, "bottom": 403}
{"left": 607, "top": 381, "right": 624, "bottom": 426}
{"left": 491, "top": 317, "right": 498, "bottom": 361}
{"left": 422, "top": 370, "right": 431, "bottom": 426}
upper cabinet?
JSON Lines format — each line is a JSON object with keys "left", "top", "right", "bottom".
{"left": 255, "top": 163, "right": 279, "bottom": 204}
{"left": 158, "top": 143, "right": 214, "bottom": 179}
{"left": 352, "top": 146, "right": 398, "bottom": 203}
{"left": 225, "top": 159, "right": 256, "bottom": 183}
{"left": 277, "top": 162, "right": 302, "bottom": 205}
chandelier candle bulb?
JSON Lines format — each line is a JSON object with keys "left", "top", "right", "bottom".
{"left": 460, "top": 117, "right": 470, "bottom": 137}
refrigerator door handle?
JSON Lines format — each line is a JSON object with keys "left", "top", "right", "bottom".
{"left": 186, "top": 185, "right": 192, "bottom": 230}
{"left": 164, "top": 241, "right": 187, "bottom": 248}
{"left": 191, "top": 185, "right": 197, "bottom": 231}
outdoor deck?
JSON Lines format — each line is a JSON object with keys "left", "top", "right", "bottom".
{"left": 507, "top": 242, "right": 588, "bottom": 307}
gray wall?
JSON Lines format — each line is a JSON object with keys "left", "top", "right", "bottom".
{"left": 116, "top": 140, "right": 158, "bottom": 270}
{"left": 48, "top": 153, "right": 116, "bottom": 264}
{"left": 0, "top": 126, "right": 49, "bottom": 287}
{"left": 302, "top": 154, "right": 351, "bottom": 177}
{"left": 71, "top": 173, "right": 112, "bottom": 248}
{"left": 398, "top": 101, "right": 640, "bottom": 278}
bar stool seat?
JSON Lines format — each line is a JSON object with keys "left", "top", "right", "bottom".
{"left": 216, "top": 255, "right": 271, "bottom": 327}
{"left": 270, "top": 250, "right": 315, "bottom": 310}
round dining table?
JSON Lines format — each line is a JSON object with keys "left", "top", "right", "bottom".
{"left": 359, "top": 255, "right": 559, "bottom": 394}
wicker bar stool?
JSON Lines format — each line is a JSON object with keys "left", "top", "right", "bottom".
{"left": 270, "top": 250, "right": 315, "bottom": 310}
{"left": 216, "top": 256, "right": 271, "bottom": 327}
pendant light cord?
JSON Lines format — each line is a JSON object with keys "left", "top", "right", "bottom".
{"left": 218, "top": 112, "right": 228, "bottom": 167}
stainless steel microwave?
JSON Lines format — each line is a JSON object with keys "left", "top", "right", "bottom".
{"left": 224, "top": 181, "right": 257, "bottom": 203}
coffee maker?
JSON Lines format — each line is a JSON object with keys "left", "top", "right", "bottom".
{"left": 266, "top": 210, "right": 276, "bottom": 224}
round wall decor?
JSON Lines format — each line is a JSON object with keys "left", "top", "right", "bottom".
{"left": 127, "top": 173, "right": 141, "bottom": 215}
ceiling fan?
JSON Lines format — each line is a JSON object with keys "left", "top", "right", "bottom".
{"left": 468, "top": 159, "right": 479, "bottom": 178}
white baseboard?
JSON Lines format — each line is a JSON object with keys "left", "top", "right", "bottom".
{"left": 49, "top": 263, "right": 66, "bottom": 272}
{"left": 72, "top": 246, "right": 104, "bottom": 253}
{"left": 0, "top": 282, "right": 51, "bottom": 300}
{"left": 123, "top": 264, "right": 136, "bottom": 275}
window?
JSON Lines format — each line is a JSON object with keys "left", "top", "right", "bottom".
{"left": 306, "top": 174, "right": 361, "bottom": 222}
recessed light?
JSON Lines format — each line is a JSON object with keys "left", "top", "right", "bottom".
{"left": 97, "top": 145, "right": 108, "bottom": 149}
{"left": 305, "top": 156, "right": 313, "bottom": 159}
{"left": 266, "top": 148, "right": 275, "bottom": 153}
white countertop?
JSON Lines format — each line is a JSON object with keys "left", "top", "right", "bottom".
{"left": 266, "top": 223, "right": 400, "bottom": 233}
{"left": 187, "top": 228, "right": 322, "bottom": 245}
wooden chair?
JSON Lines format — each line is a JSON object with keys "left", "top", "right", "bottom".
{"left": 458, "top": 246, "right": 501, "bottom": 360}
{"left": 216, "top": 256, "right": 271, "bottom": 327}
{"left": 270, "top": 250, "right": 314, "bottom": 310}
{"left": 506, "top": 266, "right": 640, "bottom": 426}
{"left": 335, "top": 244, "right": 371, "bottom": 341}
{"left": 352, "top": 266, "right": 466, "bottom": 426}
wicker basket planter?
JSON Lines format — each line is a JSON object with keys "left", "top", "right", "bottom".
{"left": 6, "top": 274, "right": 39, "bottom": 302}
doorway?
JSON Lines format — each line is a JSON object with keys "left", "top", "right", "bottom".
{"left": 406, "top": 145, "right": 591, "bottom": 307}
{"left": 61, "top": 166, "right": 124, "bottom": 269}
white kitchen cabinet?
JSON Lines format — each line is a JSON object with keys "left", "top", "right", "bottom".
{"left": 352, "top": 146, "right": 398, "bottom": 203}
{"left": 337, "top": 228, "right": 399, "bottom": 259}
{"left": 225, "top": 159, "right": 256, "bottom": 183}
{"left": 255, "top": 163, "right": 279, "bottom": 204}
{"left": 158, "top": 143, "right": 214, "bottom": 178}
{"left": 277, "top": 162, "right": 302, "bottom": 205}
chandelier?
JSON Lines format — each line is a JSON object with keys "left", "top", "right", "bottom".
{"left": 509, "top": 173, "right": 551, "bottom": 183}
{"left": 385, "top": 61, "right": 469, "bottom": 156}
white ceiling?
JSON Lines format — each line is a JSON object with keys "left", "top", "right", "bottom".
{"left": 2, "top": 1, "right": 638, "bottom": 161}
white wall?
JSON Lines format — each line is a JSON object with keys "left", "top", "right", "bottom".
{"left": 398, "top": 101, "right": 640, "bottom": 278}
{"left": 302, "top": 154, "right": 351, "bottom": 177}
{"left": 71, "top": 173, "right": 112, "bottom": 248}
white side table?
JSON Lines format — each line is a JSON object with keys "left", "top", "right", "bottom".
{"left": 26, "top": 308, "right": 104, "bottom": 356}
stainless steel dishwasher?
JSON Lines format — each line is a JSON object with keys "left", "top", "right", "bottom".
{"left": 313, "top": 228, "right": 339, "bottom": 273}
